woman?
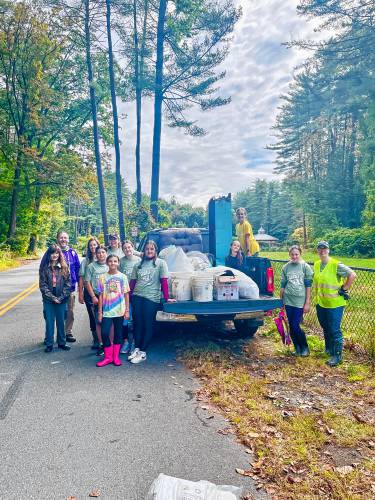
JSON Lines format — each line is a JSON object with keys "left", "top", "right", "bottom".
{"left": 78, "top": 237, "right": 100, "bottom": 349}
{"left": 235, "top": 207, "right": 260, "bottom": 257}
{"left": 280, "top": 245, "right": 313, "bottom": 356}
{"left": 39, "top": 244, "right": 71, "bottom": 353}
{"left": 128, "top": 240, "right": 175, "bottom": 364}
{"left": 107, "top": 234, "right": 124, "bottom": 259}
{"left": 119, "top": 240, "right": 141, "bottom": 354}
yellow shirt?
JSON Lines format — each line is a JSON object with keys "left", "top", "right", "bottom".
{"left": 236, "top": 220, "right": 260, "bottom": 255}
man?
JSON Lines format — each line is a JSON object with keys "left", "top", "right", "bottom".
{"left": 313, "top": 241, "right": 356, "bottom": 366}
{"left": 56, "top": 231, "right": 80, "bottom": 342}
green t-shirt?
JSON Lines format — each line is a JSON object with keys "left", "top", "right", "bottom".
{"left": 119, "top": 255, "right": 141, "bottom": 281}
{"left": 107, "top": 247, "right": 124, "bottom": 259}
{"left": 281, "top": 260, "right": 313, "bottom": 308}
{"left": 79, "top": 257, "right": 95, "bottom": 277}
{"left": 84, "top": 261, "right": 108, "bottom": 294}
{"left": 131, "top": 258, "right": 168, "bottom": 303}
{"left": 98, "top": 272, "right": 129, "bottom": 318}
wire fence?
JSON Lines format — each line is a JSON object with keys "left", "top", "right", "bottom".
{"left": 271, "top": 259, "right": 375, "bottom": 354}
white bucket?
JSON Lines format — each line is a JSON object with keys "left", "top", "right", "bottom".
{"left": 170, "top": 272, "right": 192, "bottom": 301}
{"left": 192, "top": 273, "right": 214, "bottom": 302}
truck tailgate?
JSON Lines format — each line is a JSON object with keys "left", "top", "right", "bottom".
{"left": 162, "top": 296, "right": 282, "bottom": 315}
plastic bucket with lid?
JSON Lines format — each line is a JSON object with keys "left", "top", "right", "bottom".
{"left": 170, "top": 272, "right": 192, "bottom": 301}
{"left": 192, "top": 273, "right": 214, "bottom": 302}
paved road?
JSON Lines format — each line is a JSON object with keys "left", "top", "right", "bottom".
{"left": 0, "top": 261, "right": 262, "bottom": 500}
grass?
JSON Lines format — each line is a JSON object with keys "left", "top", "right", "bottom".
{"left": 0, "top": 247, "right": 38, "bottom": 272}
{"left": 178, "top": 328, "right": 375, "bottom": 499}
{"left": 260, "top": 250, "right": 375, "bottom": 269}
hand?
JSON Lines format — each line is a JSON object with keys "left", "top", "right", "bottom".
{"left": 98, "top": 312, "right": 103, "bottom": 321}
{"left": 78, "top": 293, "right": 84, "bottom": 305}
{"left": 303, "top": 303, "right": 310, "bottom": 314}
{"left": 92, "top": 295, "right": 98, "bottom": 305}
{"left": 167, "top": 298, "right": 177, "bottom": 303}
{"left": 124, "top": 309, "right": 130, "bottom": 320}
{"left": 53, "top": 297, "right": 60, "bottom": 304}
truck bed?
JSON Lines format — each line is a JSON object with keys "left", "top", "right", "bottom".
{"left": 163, "top": 296, "right": 283, "bottom": 315}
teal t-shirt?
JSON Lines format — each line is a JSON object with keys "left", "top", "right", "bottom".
{"left": 107, "top": 247, "right": 124, "bottom": 259}
{"left": 79, "top": 257, "right": 94, "bottom": 277}
{"left": 84, "top": 261, "right": 108, "bottom": 294}
{"left": 131, "top": 258, "right": 168, "bottom": 303}
{"left": 119, "top": 255, "right": 141, "bottom": 281}
{"left": 281, "top": 260, "right": 313, "bottom": 308}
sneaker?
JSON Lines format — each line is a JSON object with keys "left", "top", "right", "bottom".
{"left": 45, "top": 346, "right": 53, "bottom": 353}
{"left": 58, "top": 344, "right": 71, "bottom": 351}
{"left": 120, "top": 340, "right": 130, "bottom": 354}
{"left": 128, "top": 348, "right": 139, "bottom": 361}
{"left": 96, "top": 345, "right": 104, "bottom": 356}
{"left": 300, "top": 347, "right": 310, "bottom": 357}
{"left": 66, "top": 334, "right": 76, "bottom": 343}
{"left": 91, "top": 342, "right": 100, "bottom": 350}
{"left": 130, "top": 351, "right": 147, "bottom": 364}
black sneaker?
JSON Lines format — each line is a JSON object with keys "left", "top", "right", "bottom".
{"left": 96, "top": 345, "right": 104, "bottom": 356}
{"left": 66, "top": 334, "right": 76, "bottom": 343}
{"left": 45, "top": 346, "right": 53, "bottom": 353}
{"left": 58, "top": 344, "right": 71, "bottom": 351}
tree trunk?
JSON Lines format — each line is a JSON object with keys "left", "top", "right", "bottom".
{"left": 7, "top": 146, "right": 22, "bottom": 242}
{"left": 106, "top": 0, "right": 126, "bottom": 241}
{"left": 84, "top": 0, "right": 109, "bottom": 244}
{"left": 27, "top": 185, "right": 42, "bottom": 254}
{"left": 150, "top": 0, "right": 167, "bottom": 221}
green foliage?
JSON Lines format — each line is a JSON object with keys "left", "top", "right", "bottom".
{"left": 318, "top": 227, "right": 375, "bottom": 258}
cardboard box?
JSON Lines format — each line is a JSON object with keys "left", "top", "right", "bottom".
{"left": 214, "top": 282, "right": 239, "bottom": 301}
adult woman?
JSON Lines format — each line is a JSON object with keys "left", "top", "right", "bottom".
{"left": 39, "top": 244, "right": 71, "bottom": 352}
{"left": 78, "top": 237, "right": 100, "bottom": 349}
{"left": 119, "top": 240, "right": 141, "bottom": 354}
{"left": 128, "top": 241, "right": 175, "bottom": 364}
{"left": 235, "top": 207, "right": 260, "bottom": 257}
{"left": 107, "top": 234, "right": 124, "bottom": 259}
{"left": 280, "top": 245, "right": 313, "bottom": 356}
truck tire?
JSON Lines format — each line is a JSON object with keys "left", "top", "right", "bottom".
{"left": 234, "top": 320, "right": 258, "bottom": 339}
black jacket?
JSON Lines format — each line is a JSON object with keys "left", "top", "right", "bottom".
{"left": 39, "top": 265, "right": 71, "bottom": 303}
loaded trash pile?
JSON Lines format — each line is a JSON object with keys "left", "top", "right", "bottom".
{"left": 159, "top": 246, "right": 259, "bottom": 302}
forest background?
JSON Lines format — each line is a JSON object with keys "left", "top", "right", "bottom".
{"left": 0, "top": 0, "right": 374, "bottom": 261}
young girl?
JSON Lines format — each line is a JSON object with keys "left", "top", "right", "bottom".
{"left": 225, "top": 240, "right": 245, "bottom": 271}
{"left": 119, "top": 240, "right": 141, "bottom": 354}
{"left": 97, "top": 255, "right": 130, "bottom": 367}
{"left": 280, "top": 245, "right": 313, "bottom": 356}
{"left": 84, "top": 245, "right": 108, "bottom": 355}
{"left": 235, "top": 207, "right": 260, "bottom": 257}
{"left": 78, "top": 237, "right": 100, "bottom": 349}
{"left": 39, "top": 244, "right": 71, "bottom": 353}
{"left": 128, "top": 240, "right": 175, "bottom": 364}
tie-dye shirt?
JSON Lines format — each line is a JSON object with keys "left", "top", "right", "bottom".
{"left": 97, "top": 272, "right": 130, "bottom": 318}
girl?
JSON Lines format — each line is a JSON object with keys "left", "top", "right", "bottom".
{"left": 235, "top": 207, "right": 260, "bottom": 257}
{"left": 78, "top": 237, "right": 100, "bottom": 349}
{"left": 280, "top": 245, "right": 313, "bottom": 356}
{"left": 84, "top": 245, "right": 108, "bottom": 355}
{"left": 39, "top": 244, "right": 71, "bottom": 353}
{"left": 97, "top": 255, "right": 130, "bottom": 367}
{"left": 107, "top": 233, "right": 124, "bottom": 259}
{"left": 119, "top": 240, "right": 141, "bottom": 354}
{"left": 225, "top": 240, "right": 245, "bottom": 271}
{"left": 128, "top": 240, "right": 175, "bottom": 364}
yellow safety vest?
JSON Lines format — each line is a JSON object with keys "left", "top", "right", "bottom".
{"left": 313, "top": 258, "right": 346, "bottom": 308}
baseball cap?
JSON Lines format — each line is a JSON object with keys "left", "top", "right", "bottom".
{"left": 108, "top": 233, "right": 119, "bottom": 240}
{"left": 317, "top": 241, "right": 329, "bottom": 249}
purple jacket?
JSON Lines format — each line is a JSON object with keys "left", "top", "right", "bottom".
{"left": 40, "top": 247, "right": 80, "bottom": 292}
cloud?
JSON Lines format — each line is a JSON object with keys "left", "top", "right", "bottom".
{"left": 115, "top": 0, "right": 317, "bottom": 207}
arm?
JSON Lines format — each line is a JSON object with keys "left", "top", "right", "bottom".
{"left": 39, "top": 269, "right": 55, "bottom": 301}
{"left": 245, "top": 233, "right": 251, "bottom": 256}
{"left": 78, "top": 276, "right": 84, "bottom": 304}
{"left": 343, "top": 271, "right": 356, "bottom": 290}
{"left": 85, "top": 280, "right": 98, "bottom": 305}
{"left": 303, "top": 264, "right": 313, "bottom": 313}
{"left": 97, "top": 293, "right": 103, "bottom": 323}
{"left": 304, "top": 287, "right": 311, "bottom": 313}
{"left": 129, "top": 279, "right": 137, "bottom": 295}
{"left": 280, "top": 267, "right": 287, "bottom": 301}
{"left": 60, "top": 273, "right": 72, "bottom": 302}
{"left": 124, "top": 292, "right": 130, "bottom": 319}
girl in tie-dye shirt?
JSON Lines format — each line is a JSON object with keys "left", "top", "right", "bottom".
{"left": 97, "top": 255, "right": 130, "bottom": 367}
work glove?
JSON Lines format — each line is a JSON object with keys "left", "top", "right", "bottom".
{"left": 338, "top": 286, "right": 350, "bottom": 300}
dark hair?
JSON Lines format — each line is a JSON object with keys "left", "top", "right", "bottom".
{"left": 122, "top": 240, "right": 134, "bottom": 250}
{"left": 95, "top": 245, "right": 107, "bottom": 255}
{"left": 289, "top": 245, "right": 302, "bottom": 255}
{"left": 228, "top": 240, "right": 243, "bottom": 266}
{"left": 139, "top": 240, "right": 158, "bottom": 268}
{"left": 41, "top": 244, "right": 69, "bottom": 278}
{"left": 86, "top": 237, "right": 100, "bottom": 263}
{"left": 106, "top": 254, "right": 119, "bottom": 264}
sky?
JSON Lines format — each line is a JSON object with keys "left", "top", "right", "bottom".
{"left": 117, "top": 0, "right": 318, "bottom": 207}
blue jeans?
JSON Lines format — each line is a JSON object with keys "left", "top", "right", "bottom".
{"left": 316, "top": 305, "right": 344, "bottom": 354}
{"left": 285, "top": 305, "right": 308, "bottom": 350}
{"left": 43, "top": 300, "right": 67, "bottom": 347}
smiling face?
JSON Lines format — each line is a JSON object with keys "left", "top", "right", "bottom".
{"left": 123, "top": 242, "right": 134, "bottom": 258}
{"left": 144, "top": 243, "right": 156, "bottom": 259}
{"left": 96, "top": 248, "right": 107, "bottom": 264}
{"left": 57, "top": 232, "right": 69, "bottom": 249}
{"left": 107, "top": 255, "right": 119, "bottom": 271}
{"left": 89, "top": 239, "right": 98, "bottom": 254}
{"left": 231, "top": 240, "right": 241, "bottom": 256}
{"left": 50, "top": 251, "right": 60, "bottom": 264}
{"left": 109, "top": 237, "right": 118, "bottom": 249}
{"left": 236, "top": 209, "right": 246, "bottom": 223}
{"left": 318, "top": 247, "right": 330, "bottom": 262}
{"left": 289, "top": 248, "right": 301, "bottom": 263}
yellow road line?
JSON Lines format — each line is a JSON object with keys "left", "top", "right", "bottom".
{"left": 0, "top": 282, "right": 39, "bottom": 317}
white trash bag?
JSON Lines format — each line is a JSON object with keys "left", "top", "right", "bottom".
{"left": 186, "top": 251, "right": 211, "bottom": 271}
{"left": 162, "top": 246, "right": 195, "bottom": 273}
{"left": 204, "top": 266, "right": 259, "bottom": 300}
{"left": 145, "top": 473, "right": 243, "bottom": 500}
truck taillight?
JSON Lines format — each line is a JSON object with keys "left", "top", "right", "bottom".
{"left": 266, "top": 267, "right": 274, "bottom": 293}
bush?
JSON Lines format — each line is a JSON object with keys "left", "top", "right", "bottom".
{"left": 317, "top": 227, "right": 375, "bottom": 257}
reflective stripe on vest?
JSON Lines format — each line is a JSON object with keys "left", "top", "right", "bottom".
{"left": 313, "top": 258, "right": 346, "bottom": 308}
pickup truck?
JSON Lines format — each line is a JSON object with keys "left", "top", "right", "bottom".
{"left": 138, "top": 227, "right": 283, "bottom": 338}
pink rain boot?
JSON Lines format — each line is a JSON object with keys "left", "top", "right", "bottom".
{"left": 96, "top": 345, "right": 113, "bottom": 367}
{"left": 113, "top": 344, "right": 122, "bottom": 366}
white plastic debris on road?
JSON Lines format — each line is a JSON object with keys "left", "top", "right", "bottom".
{"left": 204, "top": 266, "right": 259, "bottom": 299}
{"left": 145, "top": 473, "right": 243, "bottom": 500}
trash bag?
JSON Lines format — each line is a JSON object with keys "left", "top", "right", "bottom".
{"left": 186, "top": 251, "right": 211, "bottom": 271}
{"left": 145, "top": 474, "right": 243, "bottom": 500}
{"left": 159, "top": 245, "right": 177, "bottom": 260}
{"left": 204, "top": 266, "right": 259, "bottom": 299}
{"left": 161, "top": 246, "right": 195, "bottom": 273}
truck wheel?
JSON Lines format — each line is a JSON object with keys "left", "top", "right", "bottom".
{"left": 234, "top": 320, "right": 258, "bottom": 339}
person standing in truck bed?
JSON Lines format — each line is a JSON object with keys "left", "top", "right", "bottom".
{"left": 235, "top": 207, "right": 260, "bottom": 257}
